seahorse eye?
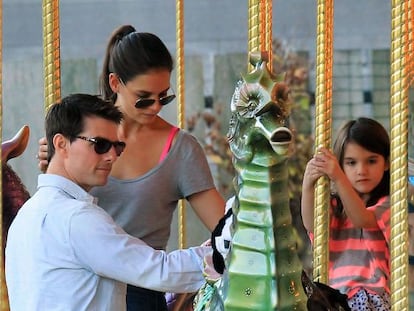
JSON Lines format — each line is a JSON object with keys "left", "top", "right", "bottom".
{"left": 247, "top": 98, "right": 259, "bottom": 110}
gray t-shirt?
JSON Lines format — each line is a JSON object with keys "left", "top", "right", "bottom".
{"left": 90, "top": 130, "right": 215, "bottom": 250}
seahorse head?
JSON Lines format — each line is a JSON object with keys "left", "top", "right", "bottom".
{"left": 227, "top": 51, "right": 293, "bottom": 165}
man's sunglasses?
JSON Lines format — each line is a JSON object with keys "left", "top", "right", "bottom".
{"left": 76, "top": 136, "right": 126, "bottom": 157}
{"left": 135, "top": 94, "right": 176, "bottom": 109}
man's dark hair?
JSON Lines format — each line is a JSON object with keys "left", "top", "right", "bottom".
{"left": 45, "top": 93, "right": 123, "bottom": 161}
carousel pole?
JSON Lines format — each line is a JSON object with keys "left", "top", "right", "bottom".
{"left": 408, "top": 0, "right": 414, "bottom": 193}
{"left": 264, "top": 0, "right": 273, "bottom": 73}
{"left": 390, "top": 1, "right": 410, "bottom": 309}
{"left": 259, "top": 0, "right": 266, "bottom": 53}
{"left": 248, "top": 0, "right": 260, "bottom": 69}
{"left": 258, "top": 0, "right": 273, "bottom": 71}
{"left": 405, "top": 1, "right": 414, "bottom": 182}
{"left": 249, "top": 0, "right": 273, "bottom": 67}
{"left": 176, "top": 0, "right": 187, "bottom": 249}
{"left": 0, "top": 0, "right": 7, "bottom": 308}
{"left": 408, "top": 0, "right": 414, "bottom": 85}
{"left": 42, "top": 0, "right": 61, "bottom": 110}
{"left": 312, "top": 0, "right": 333, "bottom": 283}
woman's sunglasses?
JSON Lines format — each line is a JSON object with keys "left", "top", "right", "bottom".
{"left": 76, "top": 136, "right": 126, "bottom": 157}
{"left": 135, "top": 94, "right": 176, "bottom": 109}
{"left": 118, "top": 76, "right": 176, "bottom": 109}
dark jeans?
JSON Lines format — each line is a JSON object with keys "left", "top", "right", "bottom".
{"left": 126, "top": 285, "right": 168, "bottom": 311}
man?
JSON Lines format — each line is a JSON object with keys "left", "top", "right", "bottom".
{"left": 5, "top": 94, "right": 210, "bottom": 310}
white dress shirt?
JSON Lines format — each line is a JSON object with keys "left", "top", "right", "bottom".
{"left": 6, "top": 174, "right": 209, "bottom": 311}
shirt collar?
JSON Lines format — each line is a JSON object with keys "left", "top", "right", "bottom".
{"left": 37, "top": 174, "right": 97, "bottom": 204}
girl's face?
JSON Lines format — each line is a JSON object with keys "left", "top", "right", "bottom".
{"left": 342, "top": 142, "right": 389, "bottom": 198}
{"left": 114, "top": 69, "right": 173, "bottom": 124}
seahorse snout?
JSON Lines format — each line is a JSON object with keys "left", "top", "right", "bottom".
{"left": 270, "top": 127, "right": 292, "bottom": 155}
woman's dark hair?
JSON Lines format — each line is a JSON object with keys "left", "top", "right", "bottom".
{"left": 332, "top": 117, "right": 390, "bottom": 215}
{"left": 99, "top": 25, "right": 174, "bottom": 102}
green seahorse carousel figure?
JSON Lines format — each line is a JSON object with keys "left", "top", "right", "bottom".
{"left": 189, "top": 51, "right": 350, "bottom": 311}
{"left": 192, "top": 51, "right": 306, "bottom": 311}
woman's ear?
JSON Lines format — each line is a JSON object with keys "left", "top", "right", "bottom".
{"left": 109, "top": 73, "right": 121, "bottom": 93}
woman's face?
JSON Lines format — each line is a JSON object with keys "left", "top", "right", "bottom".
{"left": 115, "top": 69, "right": 173, "bottom": 124}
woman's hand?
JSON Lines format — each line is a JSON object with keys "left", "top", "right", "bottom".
{"left": 37, "top": 136, "right": 49, "bottom": 173}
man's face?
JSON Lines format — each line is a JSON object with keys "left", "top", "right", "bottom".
{"left": 64, "top": 116, "right": 121, "bottom": 191}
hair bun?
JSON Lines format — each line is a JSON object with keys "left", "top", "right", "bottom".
{"left": 114, "top": 25, "right": 136, "bottom": 42}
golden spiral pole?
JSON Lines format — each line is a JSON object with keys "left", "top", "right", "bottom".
{"left": 407, "top": 0, "right": 414, "bottom": 84}
{"left": 42, "top": 0, "right": 61, "bottom": 110}
{"left": 404, "top": 0, "right": 413, "bottom": 84}
{"left": 0, "top": 0, "right": 7, "bottom": 309}
{"left": 265, "top": 0, "right": 273, "bottom": 73}
{"left": 248, "top": 0, "right": 260, "bottom": 69}
{"left": 259, "top": 0, "right": 272, "bottom": 68}
{"left": 312, "top": 0, "right": 333, "bottom": 283}
{"left": 176, "top": 0, "right": 186, "bottom": 249}
{"left": 259, "top": 0, "right": 266, "bottom": 53}
{"left": 408, "top": 0, "right": 414, "bottom": 84}
{"left": 390, "top": 1, "right": 409, "bottom": 310}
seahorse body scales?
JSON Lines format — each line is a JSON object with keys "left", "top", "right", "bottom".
{"left": 224, "top": 156, "right": 306, "bottom": 310}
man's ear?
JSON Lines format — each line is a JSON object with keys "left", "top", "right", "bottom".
{"left": 53, "top": 134, "right": 69, "bottom": 157}
{"left": 109, "top": 73, "right": 121, "bottom": 93}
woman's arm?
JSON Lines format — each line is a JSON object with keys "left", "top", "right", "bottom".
{"left": 188, "top": 188, "right": 225, "bottom": 231}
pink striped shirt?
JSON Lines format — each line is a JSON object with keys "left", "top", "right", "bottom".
{"left": 310, "top": 196, "right": 390, "bottom": 298}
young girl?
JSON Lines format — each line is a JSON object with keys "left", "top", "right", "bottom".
{"left": 301, "top": 117, "right": 391, "bottom": 310}
{"left": 38, "top": 25, "right": 225, "bottom": 311}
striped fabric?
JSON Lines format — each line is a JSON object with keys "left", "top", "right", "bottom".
{"left": 308, "top": 196, "right": 390, "bottom": 298}
{"left": 328, "top": 196, "right": 390, "bottom": 298}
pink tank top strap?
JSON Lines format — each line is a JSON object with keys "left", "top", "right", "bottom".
{"left": 159, "top": 126, "right": 179, "bottom": 163}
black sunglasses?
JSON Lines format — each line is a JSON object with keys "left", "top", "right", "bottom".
{"left": 76, "top": 136, "right": 126, "bottom": 157}
{"left": 135, "top": 94, "right": 176, "bottom": 109}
